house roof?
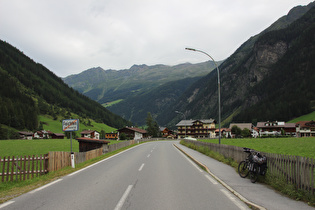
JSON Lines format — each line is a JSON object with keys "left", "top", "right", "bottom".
{"left": 35, "top": 130, "right": 53, "bottom": 135}
{"left": 81, "top": 130, "right": 97, "bottom": 134}
{"left": 18, "top": 131, "right": 33, "bottom": 136}
{"left": 215, "top": 128, "right": 231, "bottom": 132}
{"left": 296, "top": 120, "right": 315, "bottom": 128}
{"left": 176, "top": 119, "right": 215, "bottom": 126}
{"left": 118, "top": 127, "right": 147, "bottom": 134}
{"left": 257, "top": 121, "right": 296, "bottom": 128}
{"left": 229, "top": 123, "right": 252, "bottom": 130}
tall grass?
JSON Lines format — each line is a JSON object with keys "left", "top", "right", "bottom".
{"left": 199, "top": 137, "right": 315, "bottom": 159}
{"left": 181, "top": 139, "right": 315, "bottom": 206}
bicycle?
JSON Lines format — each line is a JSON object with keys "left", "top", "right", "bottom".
{"left": 238, "top": 147, "right": 267, "bottom": 183}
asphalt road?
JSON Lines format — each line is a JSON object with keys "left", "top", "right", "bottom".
{"left": 0, "top": 141, "right": 249, "bottom": 210}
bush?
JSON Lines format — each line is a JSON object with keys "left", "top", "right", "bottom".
{"left": 119, "top": 133, "right": 126, "bottom": 140}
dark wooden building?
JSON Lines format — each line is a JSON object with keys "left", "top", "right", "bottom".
{"left": 76, "top": 137, "right": 110, "bottom": 152}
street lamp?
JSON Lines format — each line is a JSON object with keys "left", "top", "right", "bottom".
{"left": 175, "top": 111, "right": 186, "bottom": 138}
{"left": 185, "top": 47, "right": 221, "bottom": 144}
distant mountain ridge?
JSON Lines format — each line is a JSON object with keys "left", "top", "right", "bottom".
{"left": 63, "top": 61, "right": 221, "bottom": 104}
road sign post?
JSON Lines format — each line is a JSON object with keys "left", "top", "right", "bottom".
{"left": 62, "top": 119, "right": 79, "bottom": 168}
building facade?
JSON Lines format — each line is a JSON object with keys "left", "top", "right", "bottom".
{"left": 176, "top": 119, "right": 216, "bottom": 139}
{"left": 257, "top": 121, "right": 296, "bottom": 137}
{"left": 117, "top": 127, "right": 148, "bottom": 140}
{"left": 80, "top": 130, "right": 100, "bottom": 139}
{"left": 296, "top": 121, "right": 315, "bottom": 137}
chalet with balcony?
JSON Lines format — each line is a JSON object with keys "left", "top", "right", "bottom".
{"left": 105, "top": 132, "right": 118, "bottom": 140}
{"left": 80, "top": 130, "right": 100, "bottom": 140}
{"left": 117, "top": 127, "right": 148, "bottom": 140}
{"left": 296, "top": 120, "right": 315, "bottom": 137}
{"left": 176, "top": 119, "right": 216, "bottom": 139}
{"left": 33, "top": 130, "right": 53, "bottom": 139}
{"left": 215, "top": 128, "right": 231, "bottom": 138}
{"left": 18, "top": 131, "right": 33, "bottom": 140}
{"left": 257, "top": 121, "right": 296, "bottom": 137}
{"left": 160, "top": 127, "right": 173, "bottom": 138}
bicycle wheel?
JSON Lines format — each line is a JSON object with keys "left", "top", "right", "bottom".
{"left": 238, "top": 161, "right": 249, "bottom": 178}
{"left": 249, "top": 164, "right": 259, "bottom": 183}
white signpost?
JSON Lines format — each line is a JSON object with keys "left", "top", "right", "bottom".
{"left": 62, "top": 119, "right": 79, "bottom": 168}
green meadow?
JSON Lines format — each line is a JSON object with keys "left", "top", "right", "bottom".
{"left": 0, "top": 115, "right": 120, "bottom": 157}
{"left": 0, "top": 139, "right": 122, "bottom": 157}
{"left": 287, "top": 111, "right": 315, "bottom": 123}
{"left": 200, "top": 137, "right": 315, "bottom": 159}
{"left": 0, "top": 139, "right": 79, "bottom": 157}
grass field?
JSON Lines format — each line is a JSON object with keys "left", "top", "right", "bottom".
{"left": 0, "top": 115, "right": 119, "bottom": 157}
{"left": 288, "top": 111, "right": 315, "bottom": 123}
{"left": 102, "top": 99, "right": 123, "bottom": 107}
{"left": 39, "top": 115, "right": 117, "bottom": 134}
{"left": 0, "top": 139, "right": 121, "bottom": 157}
{"left": 200, "top": 137, "right": 315, "bottom": 159}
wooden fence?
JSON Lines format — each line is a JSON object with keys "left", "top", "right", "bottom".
{"left": 0, "top": 155, "right": 48, "bottom": 182}
{"left": 0, "top": 138, "right": 159, "bottom": 182}
{"left": 183, "top": 139, "right": 315, "bottom": 195}
{"left": 49, "top": 140, "right": 138, "bottom": 171}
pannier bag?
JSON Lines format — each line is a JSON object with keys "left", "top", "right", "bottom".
{"left": 252, "top": 152, "right": 267, "bottom": 164}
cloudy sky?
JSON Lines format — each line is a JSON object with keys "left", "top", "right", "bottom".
{"left": 0, "top": 0, "right": 313, "bottom": 77}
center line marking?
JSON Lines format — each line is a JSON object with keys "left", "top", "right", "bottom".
{"left": 114, "top": 185, "right": 133, "bottom": 210}
{"left": 138, "top": 163, "right": 145, "bottom": 171}
{"left": 147, "top": 154, "right": 151, "bottom": 158}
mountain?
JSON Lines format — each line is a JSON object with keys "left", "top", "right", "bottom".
{"left": 63, "top": 2, "right": 315, "bottom": 127}
{"left": 0, "top": 40, "right": 130, "bottom": 138}
{"left": 159, "top": 2, "right": 315, "bottom": 128}
{"left": 108, "top": 76, "right": 203, "bottom": 125}
{"left": 63, "top": 61, "right": 221, "bottom": 104}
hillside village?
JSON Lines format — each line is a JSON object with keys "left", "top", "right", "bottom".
{"left": 18, "top": 120, "right": 315, "bottom": 141}
{"left": 176, "top": 120, "right": 315, "bottom": 139}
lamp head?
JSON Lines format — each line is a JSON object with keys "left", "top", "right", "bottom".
{"left": 185, "top": 47, "right": 196, "bottom": 51}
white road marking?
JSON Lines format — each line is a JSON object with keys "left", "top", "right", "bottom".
{"left": 175, "top": 146, "right": 203, "bottom": 172}
{"left": 138, "top": 163, "right": 145, "bottom": 171}
{"left": 220, "top": 189, "right": 248, "bottom": 210}
{"left": 205, "top": 174, "right": 218, "bottom": 184}
{"left": 114, "top": 185, "right": 133, "bottom": 210}
{"left": 0, "top": 201, "right": 15, "bottom": 209}
{"left": 151, "top": 150, "right": 153, "bottom": 152}
{"left": 68, "top": 145, "right": 139, "bottom": 177}
{"left": 29, "top": 179, "right": 63, "bottom": 194}
{"left": 147, "top": 154, "right": 151, "bottom": 158}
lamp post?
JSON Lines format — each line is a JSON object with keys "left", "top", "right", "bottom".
{"left": 175, "top": 111, "right": 186, "bottom": 138}
{"left": 185, "top": 47, "right": 221, "bottom": 144}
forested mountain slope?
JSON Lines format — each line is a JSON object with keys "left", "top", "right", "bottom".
{"left": 0, "top": 40, "right": 130, "bottom": 138}
{"left": 160, "top": 3, "right": 315, "bottom": 128}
